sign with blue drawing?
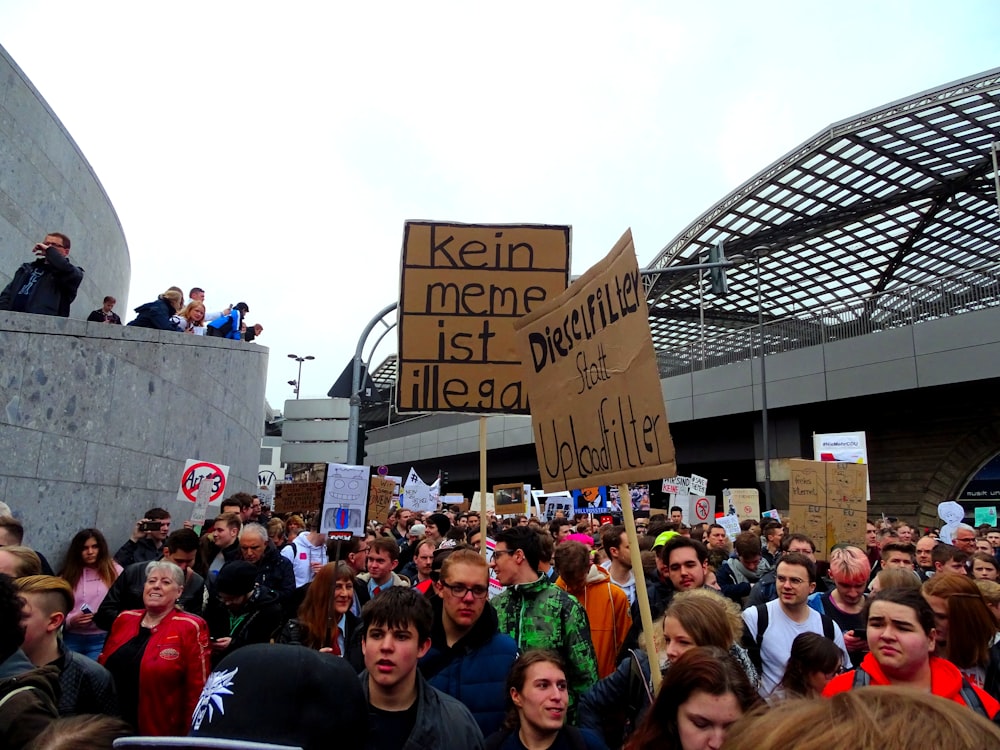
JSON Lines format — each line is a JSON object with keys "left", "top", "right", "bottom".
{"left": 573, "top": 486, "right": 608, "bottom": 514}
{"left": 321, "top": 463, "right": 372, "bottom": 537}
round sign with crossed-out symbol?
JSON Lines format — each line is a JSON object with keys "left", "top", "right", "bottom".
{"left": 694, "top": 497, "right": 711, "bottom": 522}
{"left": 179, "top": 461, "right": 228, "bottom": 503}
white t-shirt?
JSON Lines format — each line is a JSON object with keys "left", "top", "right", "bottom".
{"left": 742, "top": 598, "right": 851, "bottom": 697}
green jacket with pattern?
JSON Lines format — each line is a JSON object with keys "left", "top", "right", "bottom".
{"left": 493, "top": 574, "right": 599, "bottom": 708}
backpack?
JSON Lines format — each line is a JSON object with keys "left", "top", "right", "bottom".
{"left": 851, "top": 668, "right": 991, "bottom": 719}
{"left": 743, "top": 602, "right": 835, "bottom": 673}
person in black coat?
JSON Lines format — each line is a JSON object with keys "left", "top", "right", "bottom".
{"left": 204, "top": 562, "right": 285, "bottom": 667}
{"left": 127, "top": 289, "right": 183, "bottom": 331}
{"left": 0, "top": 233, "right": 83, "bottom": 317}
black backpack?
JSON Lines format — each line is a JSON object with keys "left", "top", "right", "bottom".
{"left": 742, "top": 602, "right": 835, "bottom": 674}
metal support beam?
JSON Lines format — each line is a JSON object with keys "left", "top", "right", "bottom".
{"left": 348, "top": 302, "right": 398, "bottom": 466}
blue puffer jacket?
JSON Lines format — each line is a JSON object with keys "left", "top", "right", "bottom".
{"left": 419, "top": 595, "right": 519, "bottom": 737}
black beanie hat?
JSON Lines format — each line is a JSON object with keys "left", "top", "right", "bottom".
{"left": 189, "top": 644, "right": 368, "bottom": 750}
{"left": 215, "top": 561, "right": 257, "bottom": 596}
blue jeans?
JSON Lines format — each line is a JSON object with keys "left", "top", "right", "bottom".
{"left": 63, "top": 631, "right": 106, "bottom": 661}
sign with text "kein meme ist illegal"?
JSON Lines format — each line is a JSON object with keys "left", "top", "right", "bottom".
{"left": 514, "top": 228, "right": 677, "bottom": 491}
{"left": 396, "top": 221, "right": 571, "bottom": 414}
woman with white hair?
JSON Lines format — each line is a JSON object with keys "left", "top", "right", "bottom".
{"left": 99, "top": 560, "right": 210, "bottom": 736}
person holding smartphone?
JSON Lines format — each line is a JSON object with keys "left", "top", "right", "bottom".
{"left": 0, "top": 233, "right": 84, "bottom": 317}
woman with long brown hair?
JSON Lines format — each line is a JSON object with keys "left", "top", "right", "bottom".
{"left": 278, "top": 562, "right": 364, "bottom": 672}
{"left": 626, "top": 646, "right": 760, "bottom": 750}
{"left": 922, "top": 573, "right": 1000, "bottom": 699}
{"left": 59, "top": 528, "right": 122, "bottom": 659}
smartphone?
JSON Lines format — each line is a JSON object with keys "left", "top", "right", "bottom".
{"left": 80, "top": 603, "right": 93, "bottom": 614}
{"left": 139, "top": 520, "right": 161, "bottom": 532}
{"left": 852, "top": 629, "right": 867, "bottom": 641}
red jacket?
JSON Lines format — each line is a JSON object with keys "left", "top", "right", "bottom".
{"left": 100, "top": 609, "right": 211, "bottom": 735}
{"left": 823, "top": 653, "right": 1000, "bottom": 718}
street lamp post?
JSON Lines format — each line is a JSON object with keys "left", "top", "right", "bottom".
{"left": 287, "top": 354, "right": 315, "bottom": 400}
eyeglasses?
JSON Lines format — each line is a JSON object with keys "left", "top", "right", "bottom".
{"left": 440, "top": 582, "right": 489, "bottom": 599}
{"left": 493, "top": 549, "right": 516, "bottom": 558}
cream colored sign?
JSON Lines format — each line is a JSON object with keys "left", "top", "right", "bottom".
{"left": 514, "top": 229, "right": 676, "bottom": 491}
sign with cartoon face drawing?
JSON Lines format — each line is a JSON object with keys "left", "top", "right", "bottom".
{"left": 321, "top": 463, "right": 372, "bottom": 536}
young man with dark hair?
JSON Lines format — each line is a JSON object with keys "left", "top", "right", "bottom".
{"left": 823, "top": 587, "right": 1000, "bottom": 718}
{"left": 932, "top": 544, "right": 969, "bottom": 575}
{"left": 880, "top": 542, "right": 917, "bottom": 571}
{"left": 716, "top": 530, "right": 768, "bottom": 604}
{"left": 761, "top": 521, "right": 784, "bottom": 566}
{"left": 742, "top": 552, "right": 850, "bottom": 698}
{"left": 490, "top": 527, "right": 598, "bottom": 711}
{"left": 669, "top": 506, "right": 684, "bottom": 525}
{"left": 202, "top": 512, "right": 242, "bottom": 577}
{"left": 550, "top": 517, "right": 574, "bottom": 544}
{"left": 114, "top": 507, "right": 172, "bottom": 567}
{"left": 361, "top": 587, "right": 483, "bottom": 750}
{"left": 96, "top": 529, "right": 205, "bottom": 630}
{"left": 747, "top": 532, "right": 818, "bottom": 606}
{"left": 359, "top": 538, "right": 410, "bottom": 597}
{"left": 706, "top": 523, "right": 730, "bottom": 552}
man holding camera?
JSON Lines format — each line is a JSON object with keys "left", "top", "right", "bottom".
{"left": 0, "top": 233, "right": 84, "bottom": 317}
{"left": 113, "top": 508, "right": 172, "bottom": 567}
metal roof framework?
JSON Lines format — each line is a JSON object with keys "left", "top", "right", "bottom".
{"left": 644, "top": 68, "right": 1000, "bottom": 367}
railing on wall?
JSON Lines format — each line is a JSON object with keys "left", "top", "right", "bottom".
{"left": 656, "top": 264, "right": 1000, "bottom": 378}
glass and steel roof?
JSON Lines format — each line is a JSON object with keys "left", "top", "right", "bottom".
{"left": 644, "top": 67, "right": 1000, "bottom": 373}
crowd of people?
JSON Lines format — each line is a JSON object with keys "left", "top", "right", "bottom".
{"left": 0, "top": 233, "right": 263, "bottom": 341}
{"left": 4, "top": 497, "right": 1000, "bottom": 749}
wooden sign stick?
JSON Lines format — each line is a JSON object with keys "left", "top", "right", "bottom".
{"left": 480, "top": 416, "right": 488, "bottom": 559}
{"left": 619, "top": 482, "right": 662, "bottom": 692}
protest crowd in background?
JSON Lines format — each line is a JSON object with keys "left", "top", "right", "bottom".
{"left": 4, "top": 489, "right": 1000, "bottom": 750}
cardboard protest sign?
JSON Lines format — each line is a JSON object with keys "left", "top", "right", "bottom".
{"left": 367, "top": 476, "right": 395, "bottom": 526}
{"left": 788, "top": 459, "right": 866, "bottom": 559}
{"left": 494, "top": 483, "right": 526, "bottom": 516}
{"left": 718, "top": 514, "right": 741, "bottom": 541}
{"left": 321, "top": 463, "right": 371, "bottom": 536}
{"left": 177, "top": 459, "right": 229, "bottom": 506}
{"left": 723, "top": 488, "right": 761, "bottom": 521}
{"left": 397, "top": 221, "right": 571, "bottom": 414}
{"left": 274, "top": 482, "right": 325, "bottom": 514}
{"left": 514, "top": 229, "right": 676, "bottom": 491}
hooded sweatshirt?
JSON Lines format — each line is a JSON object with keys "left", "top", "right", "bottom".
{"left": 557, "top": 565, "right": 633, "bottom": 679}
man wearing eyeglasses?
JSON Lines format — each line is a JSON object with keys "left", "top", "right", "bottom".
{"left": 419, "top": 549, "right": 518, "bottom": 737}
{"left": 742, "top": 552, "right": 851, "bottom": 698}
{"left": 0, "top": 233, "right": 84, "bottom": 317}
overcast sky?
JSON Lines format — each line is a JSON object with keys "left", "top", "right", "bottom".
{"left": 1, "top": 1, "right": 997, "bottom": 408}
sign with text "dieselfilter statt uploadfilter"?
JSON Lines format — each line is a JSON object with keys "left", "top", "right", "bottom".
{"left": 513, "top": 229, "right": 676, "bottom": 492}
{"left": 397, "top": 221, "right": 571, "bottom": 414}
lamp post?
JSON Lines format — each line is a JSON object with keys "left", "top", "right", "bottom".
{"left": 287, "top": 354, "right": 315, "bottom": 400}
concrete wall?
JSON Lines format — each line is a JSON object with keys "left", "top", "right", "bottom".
{"left": 0, "top": 311, "right": 268, "bottom": 566}
{"left": 0, "top": 43, "right": 130, "bottom": 316}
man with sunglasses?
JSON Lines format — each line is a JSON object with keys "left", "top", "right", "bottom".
{"left": 0, "top": 233, "right": 84, "bottom": 317}
{"left": 419, "top": 549, "right": 518, "bottom": 737}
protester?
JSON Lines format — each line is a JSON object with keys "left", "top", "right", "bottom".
{"left": 746, "top": 533, "right": 819, "bottom": 606}
{"left": 0, "top": 232, "right": 83, "bottom": 317}
{"left": 723, "top": 687, "right": 1000, "bottom": 750}
{"left": 57, "top": 528, "right": 122, "bottom": 659}
{"left": 716, "top": 532, "right": 768, "bottom": 605}
{"left": 204, "top": 561, "right": 284, "bottom": 667}
{"left": 971, "top": 551, "right": 1000, "bottom": 581}
{"left": 625, "top": 646, "right": 759, "bottom": 750}
{"left": 808, "top": 545, "right": 869, "bottom": 667}
{"left": 113, "top": 508, "right": 172, "bottom": 567}
{"left": 280, "top": 516, "right": 329, "bottom": 589}
{"left": 279, "top": 562, "right": 364, "bottom": 672}
{"left": 485, "top": 650, "right": 608, "bottom": 750}
{"left": 173, "top": 300, "right": 207, "bottom": 333}
{"left": 0, "top": 545, "right": 42, "bottom": 577}
{"left": 99, "top": 560, "right": 211, "bottom": 735}
{"left": 126, "top": 289, "right": 184, "bottom": 331}
{"left": 206, "top": 302, "right": 250, "bottom": 339}
{"left": 359, "top": 587, "right": 483, "bottom": 750}
{"left": 238, "top": 523, "right": 295, "bottom": 609}
{"left": 555, "top": 540, "right": 632, "bottom": 678}
{"left": 922, "top": 572, "right": 1000, "bottom": 697}
{"left": 96, "top": 529, "right": 205, "bottom": 630}
{"left": 823, "top": 586, "right": 999, "bottom": 718}
{"left": 198, "top": 512, "right": 242, "bottom": 580}
{"left": 600, "top": 524, "right": 637, "bottom": 605}
{"left": 0, "top": 573, "right": 59, "bottom": 750}
{"left": 30, "top": 715, "right": 131, "bottom": 750}
{"left": 491, "top": 527, "right": 599, "bottom": 710}
{"left": 741, "top": 552, "right": 850, "bottom": 698}
{"left": 772, "top": 632, "right": 844, "bottom": 701}
{"left": 87, "top": 295, "right": 122, "bottom": 324}
{"left": 15, "top": 575, "right": 119, "bottom": 716}
{"left": 359, "top": 537, "right": 410, "bottom": 597}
